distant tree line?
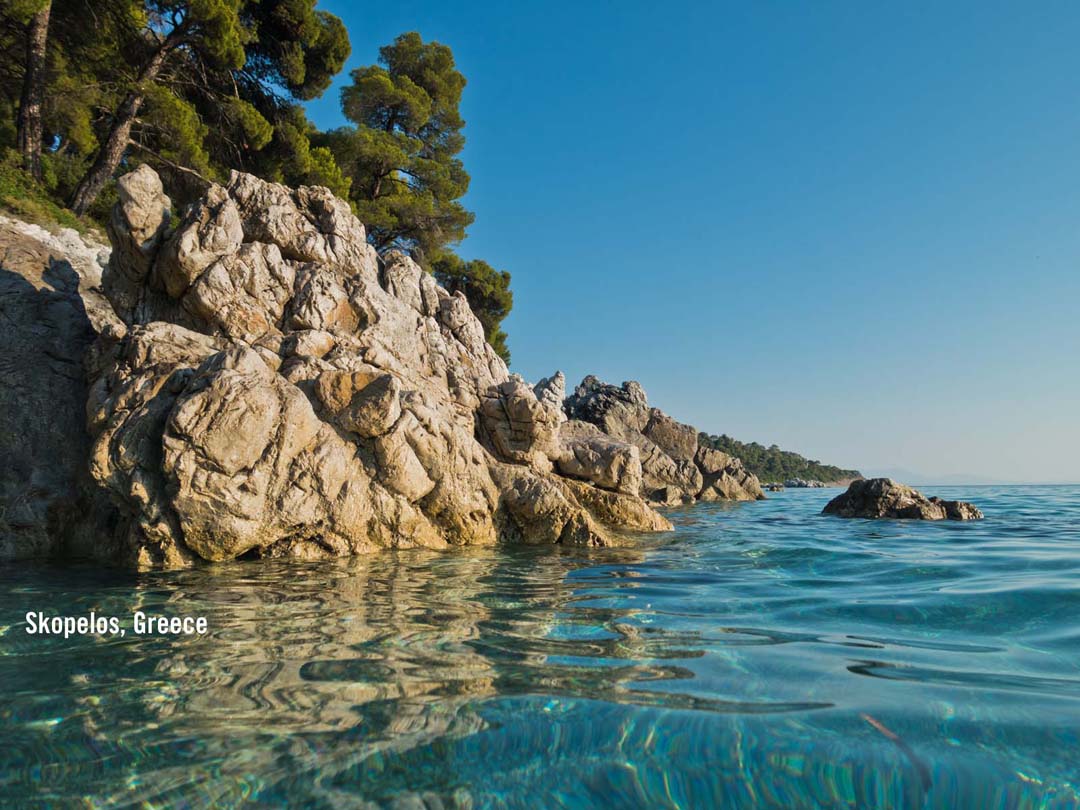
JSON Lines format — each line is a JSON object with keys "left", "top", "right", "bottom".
{"left": 700, "top": 433, "right": 861, "bottom": 484}
{"left": 0, "top": 1, "right": 512, "bottom": 361}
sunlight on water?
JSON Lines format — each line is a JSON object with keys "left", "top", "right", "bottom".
{"left": 1, "top": 486, "right": 1078, "bottom": 808}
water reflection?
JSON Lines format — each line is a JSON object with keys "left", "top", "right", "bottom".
{"left": 1, "top": 486, "right": 1079, "bottom": 807}
{"left": 7, "top": 548, "right": 747, "bottom": 807}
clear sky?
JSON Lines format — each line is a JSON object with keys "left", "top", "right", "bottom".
{"left": 307, "top": 1, "right": 1080, "bottom": 483}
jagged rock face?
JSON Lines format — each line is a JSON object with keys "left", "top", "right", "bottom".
{"left": 89, "top": 168, "right": 673, "bottom": 568}
{"left": 556, "top": 421, "right": 643, "bottom": 496}
{"left": 533, "top": 371, "right": 567, "bottom": 422}
{"left": 696, "top": 446, "right": 765, "bottom": 502}
{"left": 564, "top": 376, "right": 765, "bottom": 504}
{"left": 823, "top": 478, "right": 983, "bottom": 520}
{"left": 477, "top": 378, "right": 563, "bottom": 471}
{"left": 0, "top": 219, "right": 119, "bottom": 561}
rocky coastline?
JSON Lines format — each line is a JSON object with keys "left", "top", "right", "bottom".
{"left": 1, "top": 168, "right": 765, "bottom": 569}
{"left": 1, "top": 170, "right": 983, "bottom": 569}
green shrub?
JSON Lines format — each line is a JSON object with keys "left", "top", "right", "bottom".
{"left": 0, "top": 149, "right": 99, "bottom": 233}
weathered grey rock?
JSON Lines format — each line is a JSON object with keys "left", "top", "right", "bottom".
{"left": 557, "top": 420, "right": 643, "bottom": 496}
{"left": 696, "top": 446, "right": 765, "bottom": 502}
{"left": 84, "top": 168, "right": 677, "bottom": 568}
{"left": 315, "top": 369, "right": 401, "bottom": 438}
{"left": 785, "top": 478, "right": 827, "bottom": 488}
{"left": 477, "top": 378, "right": 563, "bottom": 471}
{"left": 104, "top": 165, "right": 177, "bottom": 324}
{"left": 0, "top": 221, "right": 118, "bottom": 561}
{"left": 183, "top": 243, "right": 295, "bottom": 343}
{"left": 155, "top": 183, "right": 243, "bottom": 299}
{"left": 565, "top": 375, "right": 764, "bottom": 504}
{"left": 823, "top": 478, "right": 983, "bottom": 520}
{"left": 533, "top": 371, "right": 567, "bottom": 422}
{"left": 643, "top": 409, "right": 699, "bottom": 462}
{"left": 565, "top": 375, "right": 650, "bottom": 433}
{"left": 227, "top": 171, "right": 373, "bottom": 269}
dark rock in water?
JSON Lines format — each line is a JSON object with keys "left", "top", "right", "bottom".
{"left": 823, "top": 478, "right": 983, "bottom": 520}
{"left": 766, "top": 483, "right": 784, "bottom": 492}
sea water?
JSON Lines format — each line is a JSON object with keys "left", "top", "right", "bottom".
{"left": 1, "top": 485, "right": 1078, "bottom": 808}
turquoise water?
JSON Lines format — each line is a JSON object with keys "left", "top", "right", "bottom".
{"left": 2, "top": 485, "right": 1078, "bottom": 809}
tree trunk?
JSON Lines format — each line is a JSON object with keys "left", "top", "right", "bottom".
{"left": 69, "top": 44, "right": 172, "bottom": 216}
{"left": 16, "top": 1, "right": 52, "bottom": 181}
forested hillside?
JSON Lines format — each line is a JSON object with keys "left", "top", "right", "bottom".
{"left": 700, "top": 434, "right": 861, "bottom": 484}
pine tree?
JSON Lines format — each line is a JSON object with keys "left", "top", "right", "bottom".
{"left": 12, "top": 0, "right": 50, "bottom": 179}
{"left": 68, "top": 0, "right": 349, "bottom": 215}
{"left": 324, "top": 32, "right": 473, "bottom": 262}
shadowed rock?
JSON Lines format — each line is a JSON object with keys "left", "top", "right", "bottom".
{"left": 0, "top": 218, "right": 119, "bottom": 561}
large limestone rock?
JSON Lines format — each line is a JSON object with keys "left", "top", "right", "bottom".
{"left": 696, "top": 446, "right": 765, "bottom": 502}
{"left": 0, "top": 218, "right": 118, "bottom": 561}
{"left": 556, "top": 420, "right": 642, "bottom": 496}
{"left": 88, "top": 168, "right": 675, "bottom": 568}
{"left": 477, "top": 376, "right": 563, "bottom": 471}
{"left": 822, "top": 478, "right": 983, "bottom": 520}
{"left": 564, "top": 376, "right": 764, "bottom": 504}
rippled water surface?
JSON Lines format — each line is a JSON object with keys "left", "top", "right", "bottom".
{"left": 2, "top": 485, "right": 1079, "bottom": 808}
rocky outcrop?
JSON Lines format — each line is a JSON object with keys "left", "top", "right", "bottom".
{"left": 555, "top": 420, "right": 643, "bottom": 496}
{"left": 85, "top": 168, "right": 676, "bottom": 568}
{"left": 0, "top": 217, "right": 119, "bottom": 561}
{"left": 785, "top": 478, "right": 827, "bottom": 488}
{"left": 1, "top": 167, "right": 772, "bottom": 568}
{"left": 823, "top": 478, "right": 983, "bottom": 520}
{"left": 564, "top": 376, "right": 765, "bottom": 504}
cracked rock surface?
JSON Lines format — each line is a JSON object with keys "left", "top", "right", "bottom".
{"left": 564, "top": 376, "right": 765, "bottom": 505}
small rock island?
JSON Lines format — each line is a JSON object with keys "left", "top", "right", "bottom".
{"left": 823, "top": 478, "right": 983, "bottom": 520}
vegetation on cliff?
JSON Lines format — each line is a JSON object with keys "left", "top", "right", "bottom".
{"left": 699, "top": 433, "right": 861, "bottom": 484}
{"left": 0, "top": 0, "right": 512, "bottom": 360}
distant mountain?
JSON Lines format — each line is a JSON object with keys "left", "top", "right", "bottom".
{"left": 700, "top": 434, "right": 861, "bottom": 484}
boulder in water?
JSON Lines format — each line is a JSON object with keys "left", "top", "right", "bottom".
{"left": 822, "top": 478, "right": 983, "bottom": 520}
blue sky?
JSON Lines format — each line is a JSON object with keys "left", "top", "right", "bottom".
{"left": 307, "top": 1, "right": 1080, "bottom": 483}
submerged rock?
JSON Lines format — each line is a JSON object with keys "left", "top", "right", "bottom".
{"left": 822, "top": 478, "right": 983, "bottom": 520}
